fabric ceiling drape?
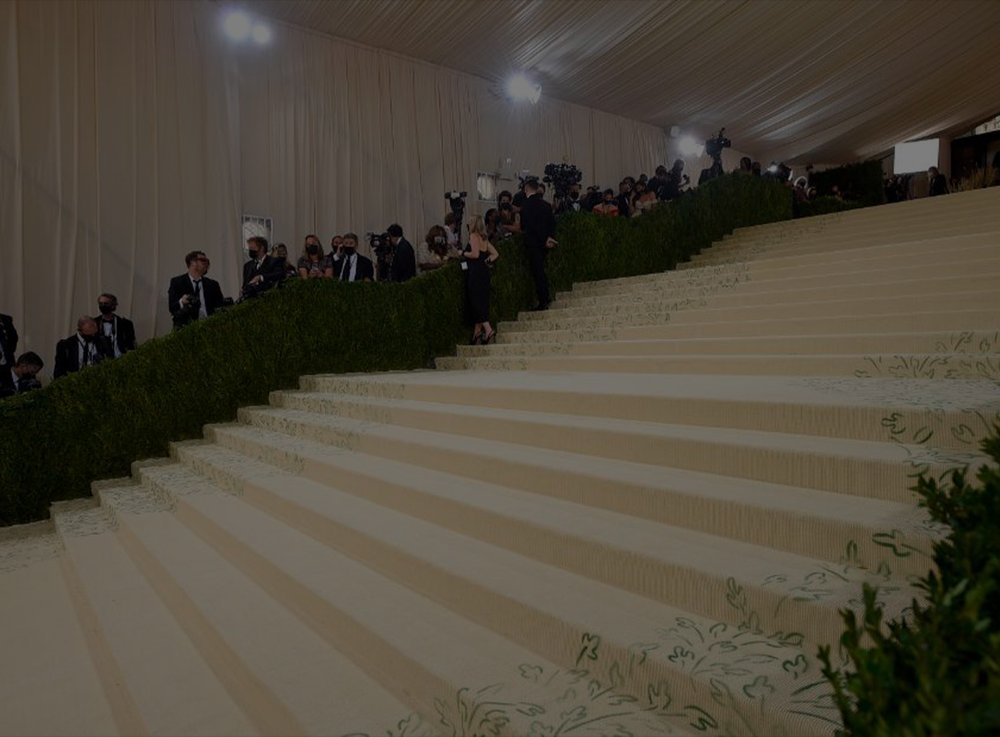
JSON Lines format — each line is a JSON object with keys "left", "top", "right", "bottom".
{"left": 1, "top": 0, "right": 670, "bottom": 371}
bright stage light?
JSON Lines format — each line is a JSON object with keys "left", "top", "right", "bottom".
{"left": 506, "top": 73, "right": 541, "bottom": 104}
{"left": 223, "top": 10, "right": 252, "bottom": 42}
{"left": 251, "top": 22, "right": 272, "bottom": 45}
{"left": 678, "top": 136, "right": 704, "bottom": 157}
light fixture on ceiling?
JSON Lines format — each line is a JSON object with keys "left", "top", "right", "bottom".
{"left": 222, "top": 9, "right": 272, "bottom": 45}
{"left": 251, "top": 21, "right": 273, "bottom": 45}
{"left": 506, "top": 73, "right": 542, "bottom": 104}
{"left": 222, "top": 10, "right": 253, "bottom": 42}
{"left": 677, "top": 135, "right": 704, "bottom": 157}
{"left": 668, "top": 125, "right": 681, "bottom": 138}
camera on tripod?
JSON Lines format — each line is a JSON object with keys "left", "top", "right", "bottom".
{"left": 699, "top": 128, "right": 733, "bottom": 185}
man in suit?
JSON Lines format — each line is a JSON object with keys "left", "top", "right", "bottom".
{"left": 94, "top": 293, "right": 136, "bottom": 357}
{"left": 0, "top": 352, "right": 44, "bottom": 399}
{"left": 0, "top": 312, "right": 18, "bottom": 370}
{"left": 928, "top": 167, "right": 949, "bottom": 197}
{"left": 332, "top": 233, "right": 375, "bottom": 282}
{"left": 54, "top": 317, "right": 112, "bottom": 378}
{"left": 519, "top": 178, "right": 558, "bottom": 311}
{"left": 168, "top": 250, "right": 225, "bottom": 329}
{"left": 387, "top": 224, "right": 416, "bottom": 282}
{"left": 241, "top": 236, "right": 286, "bottom": 298}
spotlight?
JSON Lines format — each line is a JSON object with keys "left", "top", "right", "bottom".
{"left": 506, "top": 73, "right": 541, "bottom": 104}
{"left": 222, "top": 10, "right": 252, "bottom": 42}
{"left": 251, "top": 22, "right": 272, "bottom": 45}
{"left": 678, "top": 136, "right": 704, "bottom": 157}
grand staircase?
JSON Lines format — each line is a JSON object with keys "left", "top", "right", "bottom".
{"left": 2, "top": 187, "right": 999, "bottom": 737}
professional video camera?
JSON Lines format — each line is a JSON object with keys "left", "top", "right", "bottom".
{"left": 445, "top": 190, "right": 466, "bottom": 221}
{"left": 367, "top": 231, "right": 394, "bottom": 281}
{"left": 699, "top": 128, "right": 732, "bottom": 185}
{"left": 542, "top": 162, "right": 583, "bottom": 201}
{"left": 764, "top": 162, "right": 793, "bottom": 182}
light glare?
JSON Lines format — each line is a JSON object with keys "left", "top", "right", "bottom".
{"left": 678, "top": 136, "right": 704, "bottom": 157}
{"left": 223, "top": 10, "right": 252, "bottom": 42}
{"left": 251, "top": 22, "right": 272, "bottom": 45}
{"left": 506, "top": 73, "right": 541, "bottom": 104}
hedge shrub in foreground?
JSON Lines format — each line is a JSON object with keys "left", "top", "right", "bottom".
{"left": 0, "top": 175, "right": 790, "bottom": 525}
{"left": 811, "top": 160, "right": 886, "bottom": 208}
{"left": 820, "top": 431, "right": 1000, "bottom": 736}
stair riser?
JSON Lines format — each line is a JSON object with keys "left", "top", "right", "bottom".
{"left": 604, "top": 310, "right": 999, "bottom": 341}
{"left": 236, "top": 404, "right": 934, "bottom": 506}
{"left": 503, "top": 292, "right": 998, "bottom": 332}
{"left": 534, "top": 277, "right": 1000, "bottom": 320}
{"left": 267, "top": 396, "right": 934, "bottom": 575}
{"left": 555, "top": 260, "right": 1000, "bottom": 306}
{"left": 160, "top": 449, "right": 816, "bottom": 737}
{"left": 701, "top": 225, "right": 1000, "bottom": 259}
{"left": 199, "top": 427, "right": 856, "bottom": 655}
{"left": 278, "top": 383, "right": 991, "bottom": 454}
{"left": 460, "top": 332, "right": 1000, "bottom": 360}
{"left": 437, "top": 352, "right": 999, "bottom": 380}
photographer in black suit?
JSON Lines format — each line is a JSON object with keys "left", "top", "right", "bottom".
{"left": 0, "top": 312, "right": 17, "bottom": 372}
{"left": 54, "top": 317, "right": 112, "bottom": 378}
{"left": 94, "top": 293, "right": 136, "bottom": 357}
{"left": 387, "top": 224, "right": 416, "bottom": 283}
{"left": 168, "top": 250, "right": 225, "bottom": 329}
{"left": 519, "top": 178, "right": 558, "bottom": 311}
{"left": 241, "top": 236, "right": 286, "bottom": 298}
{"left": 0, "top": 352, "right": 44, "bottom": 398}
{"left": 333, "top": 233, "right": 375, "bottom": 282}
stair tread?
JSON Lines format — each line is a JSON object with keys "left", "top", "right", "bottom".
{"left": 54, "top": 499, "right": 259, "bottom": 737}
{"left": 0, "top": 531, "right": 119, "bottom": 737}
{"left": 102, "top": 488, "right": 419, "bottom": 736}
{"left": 143, "top": 457, "right": 845, "bottom": 735}
{"left": 131, "top": 464, "right": 709, "bottom": 737}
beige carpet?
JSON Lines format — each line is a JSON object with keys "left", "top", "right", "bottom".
{"left": 2, "top": 187, "right": 999, "bottom": 737}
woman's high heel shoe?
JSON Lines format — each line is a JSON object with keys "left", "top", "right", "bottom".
{"left": 481, "top": 329, "right": 496, "bottom": 345}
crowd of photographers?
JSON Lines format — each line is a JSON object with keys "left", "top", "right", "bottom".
{"left": 6, "top": 137, "right": 907, "bottom": 396}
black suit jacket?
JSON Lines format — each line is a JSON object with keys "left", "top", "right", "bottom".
{"left": 390, "top": 238, "right": 417, "bottom": 282}
{"left": 0, "top": 367, "right": 15, "bottom": 398}
{"left": 93, "top": 314, "right": 137, "bottom": 355}
{"left": 0, "top": 313, "right": 17, "bottom": 367}
{"left": 334, "top": 253, "right": 375, "bottom": 282}
{"left": 53, "top": 334, "right": 113, "bottom": 378}
{"left": 168, "top": 274, "right": 225, "bottom": 328}
{"left": 520, "top": 193, "right": 556, "bottom": 250}
{"left": 241, "top": 256, "right": 286, "bottom": 295}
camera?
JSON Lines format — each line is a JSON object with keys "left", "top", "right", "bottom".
{"left": 367, "top": 231, "right": 394, "bottom": 281}
{"left": 16, "top": 376, "right": 42, "bottom": 393}
{"left": 699, "top": 128, "right": 732, "bottom": 185}
{"left": 187, "top": 296, "right": 201, "bottom": 312}
{"left": 445, "top": 190, "right": 467, "bottom": 219}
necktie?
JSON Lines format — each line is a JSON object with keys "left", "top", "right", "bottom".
{"left": 341, "top": 257, "right": 350, "bottom": 282}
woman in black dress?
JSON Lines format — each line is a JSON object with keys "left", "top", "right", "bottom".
{"left": 464, "top": 215, "right": 499, "bottom": 344}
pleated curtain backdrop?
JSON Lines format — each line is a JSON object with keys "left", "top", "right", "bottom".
{"left": 1, "top": 0, "right": 670, "bottom": 370}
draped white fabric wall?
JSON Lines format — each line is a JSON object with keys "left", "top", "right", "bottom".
{"left": 0, "top": 0, "right": 669, "bottom": 369}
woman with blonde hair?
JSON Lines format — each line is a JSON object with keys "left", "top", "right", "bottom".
{"left": 463, "top": 214, "right": 499, "bottom": 344}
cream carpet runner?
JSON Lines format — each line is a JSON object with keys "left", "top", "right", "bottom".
{"left": 2, "top": 187, "right": 999, "bottom": 737}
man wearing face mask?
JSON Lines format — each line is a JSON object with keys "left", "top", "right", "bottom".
{"left": 241, "top": 236, "right": 286, "bottom": 299}
{"left": 53, "top": 316, "right": 112, "bottom": 378}
{"left": 0, "top": 351, "right": 45, "bottom": 398}
{"left": 387, "top": 224, "right": 416, "bottom": 283}
{"left": 93, "top": 293, "right": 136, "bottom": 358}
{"left": 332, "top": 233, "right": 375, "bottom": 282}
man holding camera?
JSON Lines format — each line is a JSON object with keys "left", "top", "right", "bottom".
{"left": 168, "top": 250, "right": 225, "bottom": 329}
{"left": 94, "top": 293, "right": 136, "bottom": 357}
{"left": 0, "top": 351, "right": 44, "bottom": 398}
{"left": 387, "top": 224, "right": 416, "bottom": 283}
{"left": 520, "top": 178, "right": 557, "bottom": 311}
{"left": 54, "top": 316, "right": 113, "bottom": 378}
{"left": 241, "top": 236, "right": 285, "bottom": 298}
{"left": 332, "top": 233, "right": 374, "bottom": 282}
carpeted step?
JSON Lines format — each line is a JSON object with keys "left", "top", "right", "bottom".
{"left": 129, "top": 460, "right": 714, "bottom": 737}
{"left": 0, "top": 519, "right": 120, "bottom": 737}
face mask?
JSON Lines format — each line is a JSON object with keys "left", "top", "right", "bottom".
{"left": 81, "top": 333, "right": 95, "bottom": 342}
{"left": 98, "top": 303, "right": 115, "bottom": 315}
{"left": 306, "top": 245, "right": 319, "bottom": 255}
{"left": 342, "top": 246, "right": 356, "bottom": 256}
{"left": 247, "top": 249, "right": 258, "bottom": 261}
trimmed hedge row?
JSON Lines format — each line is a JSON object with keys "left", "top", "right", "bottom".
{"left": 0, "top": 174, "right": 791, "bottom": 525}
{"left": 795, "top": 195, "right": 862, "bottom": 219}
{"left": 820, "top": 432, "right": 1000, "bottom": 735}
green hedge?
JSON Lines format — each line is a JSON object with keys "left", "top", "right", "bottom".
{"left": 0, "top": 174, "right": 791, "bottom": 525}
{"left": 811, "top": 160, "right": 886, "bottom": 207}
{"left": 820, "top": 432, "right": 1000, "bottom": 735}
{"left": 795, "top": 195, "right": 862, "bottom": 219}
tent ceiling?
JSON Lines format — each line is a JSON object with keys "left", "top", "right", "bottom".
{"left": 243, "top": 0, "right": 1000, "bottom": 164}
